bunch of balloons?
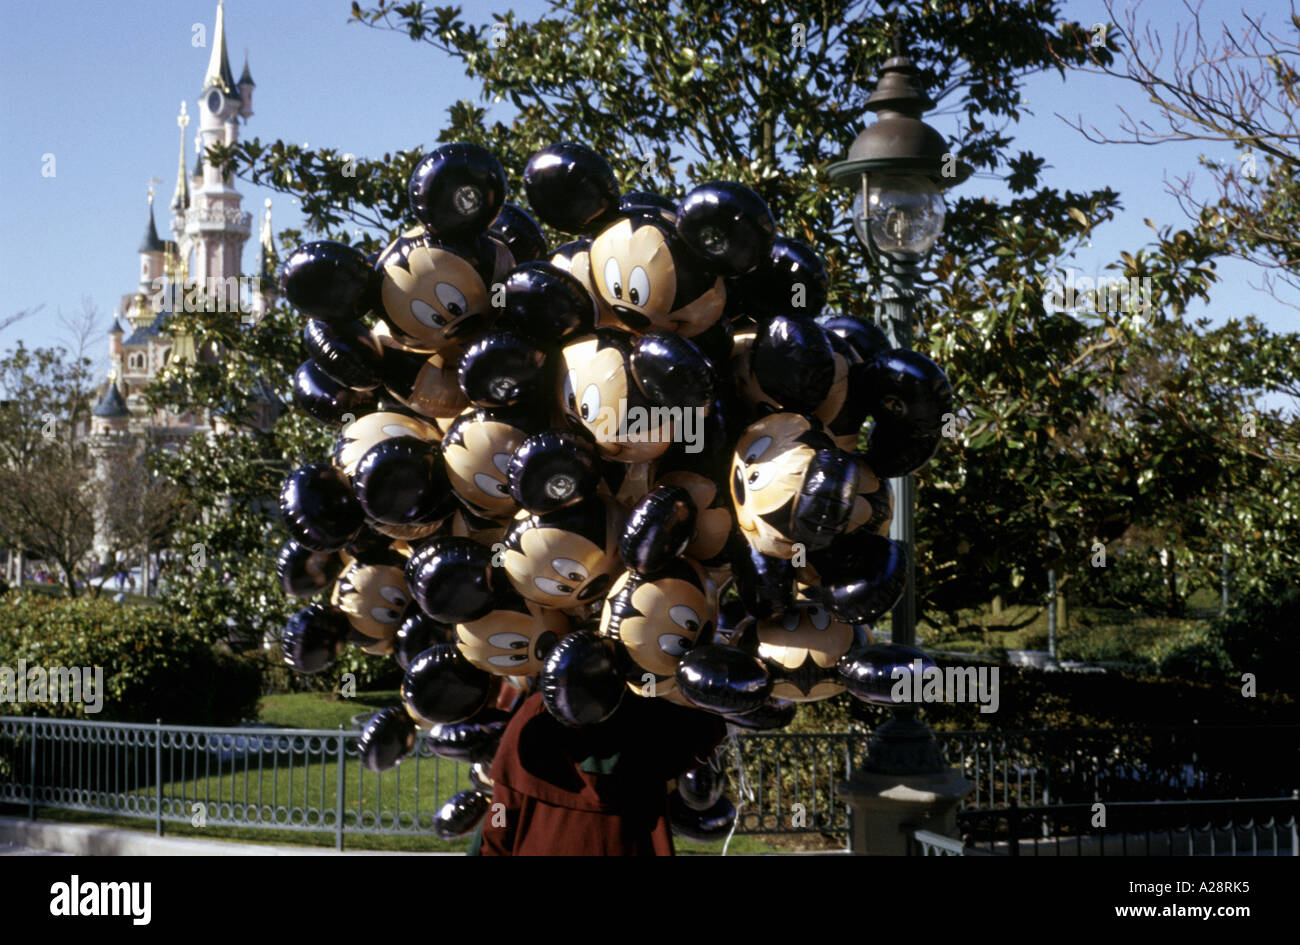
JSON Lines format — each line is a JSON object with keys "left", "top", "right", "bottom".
{"left": 274, "top": 142, "right": 950, "bottom": 841}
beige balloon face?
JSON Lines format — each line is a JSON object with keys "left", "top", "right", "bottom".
{"left": 456, "top": 601, "right": 568, "bottom": 676}
{"left": 502, "top": 500, "right": 622, "bottom": 609}
{"left": 590, "top": 218, "right": 678, "bottom": 331}
{"left": 847, "top": 457, "right": 893, "bottom": 537}
{"left": 730, "top": 413, "right": 817, "bottom": 558}
{"left": 757, "top": 603, "right": 856, "bottom": 702}
{"left": 442, "top": 409, "right": 529, "bottom": 518}
{"left": 334, "top": 561, "right": 409, "bottom": 640}
{"left": 551, "top": 246, "right": 617, "bottom": 327}
{"left": 333, "top": 411, "right": 441, "bottom": 480}
{"left": 378, "top": 231, "right": 491, "bottom": 351}
{"left": 558, "top": 336, "right": 672, "bottom": 462}
{"left": 394, "top": 351, "right": 468, "bottom": 420}
{"left": 654, "top": 469, "right": 732, "bottom": 562}
{"left": 600, "top": 563, "right": 717, "bottom": 680}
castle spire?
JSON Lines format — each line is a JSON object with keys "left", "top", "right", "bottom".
{"left": 203, "top": 0, "right": 239, "bottom": 96}
{"left": 139, "top": 187, "right": 166, "bottom": 254}
{"left": 258, "top": 198, "right": 275, "bottom": 280}
{"left": 170, "top": 102, "right": 190, "bottom": 214}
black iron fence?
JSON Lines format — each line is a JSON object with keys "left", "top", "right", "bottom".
{"left": 3, "top": 716, "right": 1296, "bottom": 851}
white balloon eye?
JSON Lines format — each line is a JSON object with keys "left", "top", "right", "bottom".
{"left": 746, "top": 463, "right": 776, "bottom": 492}
{"left": 668, "top": 605, "right": 701, "bottom": 633}
{"left": 552, "top": 558, "right": 589, "bottom": 583}
{"left": 658, "top": 633, "right": 692, "bottom": 657}
{"left": 487, "top": 632, "right": 530, "bottom": 650}
{"left": 627, "top": 266, "right": 650, "bottom": 307}
{"left": 434, "top": 282, "right": 468, "bottom": 318}
{"left": 603, "top": 256, "right": 623, "bottom": 299}
{"left": 379, "top": 585, "right": 408, "bottom": 608}
{"left": 492, "top": 452, "right": 512, "bottom": 475}
{"left": 409, "top": 298, "right": 446, "bottom": 328}
{"left": 369, "top": 606, "right": 401, "bottom": 624}
{"left": 580, "top": 384, "right": 601, "bottom": 423}
{"left": 533, "top": 576, "right": 573, "bottom": 597}
{"left": 488, "top": 653, "right": 529, "bottom": 667}
{"left": 809, "top": 607, "right": 831, "bottom": 630}
{"left": 474, "top": 472, "right": 509, "bottom": 496}
{"left": 743, "top": 435, "right": 773, "bottom": 465}
{"left": 563, "top": 371, "right": 577, "bottom": 412}
{"left": 781, "top": 610, "right": 801, "bottom": 632}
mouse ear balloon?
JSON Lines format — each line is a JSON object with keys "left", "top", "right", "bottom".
{"left": 358, "top": 707, "right": 418, "bottom": 773}
{"left": 292, "top": 359, "right": 375, "bottom": 425}
{"left": 280, "top": 604, "right": 349, "bottom": 674}
{"left": 630, "top": 332, "right": 716, "bottom": 409}
{"left": 280, "top": 240, "right": 377, "bottom": 325}
{"left": 489, "top": 203, "right": 547, "bottom": 263}
{"left": 395, "top": 609, "right": 455, "bottom": 671}
{"left": 808, "top": 531, "right": 909, "bottom": 625}
{"left": 669, "top": 792, "right": 737, "bottom": 843}
{"left": 434, "top": 789, "right": 493, "bottom": 840}
{"left": 276, "top": 540, "right": 344, "bottom": 599}
{"left": 677, "top": 760, "right": 725, "bottom": 811}
{"left": 503, "top": 261, "right": 596, "bottom": 343}
{"left": 675, "top": 644, "right": 773, "bottom": 716}
{"left": 621, "top": 484, "right": 697, "bottom": 575}
{"left": 406, "top": 536, "right": 497, "bottom": 624}
{"left": 751, "top": 316, "right": 836, "bottom": 414}
{"left": 458, "top": 331, "right": 548, "bottom": 408}
{"left": 540, "top": 629, "right": 627, "bottom": 727}
{"left": 353, "top": 436, "right": 452, "bottom": 528}
{"left": 402, "top": 644, "right": 494, "bottom": 726}
{"left": 303, "top": 320, "right": 382, "bottom": 391}
{"left": 279, "top": 462, "right": 365, "bottom": 552}
{"left": 408, "top": 143, "right": 506, "bottom": 240}
{"left": 733, "top": 236, "right": 829, "bottom": 320}
{"left": 837, "top": 643, "right": 934, "bottom": 706}
{"left": 523, "top": 143, "right": 620, "bottom": 234}
{"left": 508, "top": 430, "right": 601, "bottom": 514}
{"left": 677, "top": 181, "right": 775, "bottom": 275}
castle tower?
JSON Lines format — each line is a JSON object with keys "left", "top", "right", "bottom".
{"left": 185, "top": 0, "right": 252, "bottom": 309}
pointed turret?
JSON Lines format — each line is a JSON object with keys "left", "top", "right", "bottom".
{"left": 238, "top": 49, "right": 255, "bottom": 119}
{"left": 170, "top": 102, "right": 191, "bottom": 218}
{"left": 258, "top": 198, "right": 276, "bottom": 284}
{"left": 203, "top": 0, "right": 240, "bottom": 98}
{"left": 92, "top": 379, "right": 129, "bottom": 420}
{"left": 139, "top": 197, "right": 166, "bottom": 254}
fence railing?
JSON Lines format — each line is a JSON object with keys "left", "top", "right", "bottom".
{"left": 3, "top": 716, "right": 1297, "bottom": 850}
{"left": 943, "top": 796, "right": 1300, "bottom": 856}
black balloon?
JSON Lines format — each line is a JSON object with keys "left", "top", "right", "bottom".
{"left": 357, "top": 706, "right": 417, "bottom": 773}
{"left": 427, "top": 708, "right": 510, "bottom": 762}
{"left": 821, "top": 314, "right": 891, "bottom": 363}
{"left": 675, "top": 644, "right": 773, "bottom": 716}
{"left": 730, "top": 541, "right": 795, "bottom": 620}
{"left": 863, "top": 418, "right": 944, "bottom": 478}
{"left": 724, "top": 698, "right": 798, "bottom": 731}
{"left": 621, "top": 484, "right": 697, "bottom": 575}
{"left": 394, "top": 609, "right": 454, "bottom": 671}
{"left": 434, "top": 789, "right": 492, "bottom": 840}
{"left": 402, "top": 644, "right": 493, "bottom": 726}
{"left": 280, "top": 240, "right": 376, "bottom": 325}
{"left": 864, "top": 349, "right": 954, "bottom": 430}
{"left": 539, "top": 629, "right": 626, "bottom": 727}
{"left": 503, "top": 261, "right": 595, "bottom": 343}
{"left": 408, "top": 143, "right": 506, "bottom": 240}
{"left": 276, "top": 540, "right": 344, "bottom": 599}
{"left": 280, "top": 604, "right": 349, "bottom": 674}
{"left": 678, "top": 761, "right": 725, "bottom": 811}
{"left": 669, "top": 792, "right": 737, "bottom": 843}
{"left": 807, "top": 531, "right": 909, "bottom": 624}
{"left": 279, "top": 462, "right": 365, "bottom": 552}
{"left": 676, "top": 180, "right": 775, "bottom": 276}
{"left": 292, "top": 358, "right": 375, "bottom": 424}
{"left": 458, "top": 331, "right": 547, "bottom": 407}
{"left": 790, "top": 449, "right": 859, "bottom": 551}
{"left": 734, "top": 236, "right": 829, "bottom": 320}
{"left": 507, "top": 430, "right": 601, "bottom": 513}
{"left": 405, "top": 537, "right": 497, "bottom": 623}
{"left": 619, "top": 191, "right": 677, "bottom": 217}
{"left": 303, "top": 319, "right": 382, "bottom": 391}
{"left": 353, "top": 436, "right": 451, "bottom": 527}
{"left": 837, "top": 643, "right": 934, "bottom": 706}
{"left": 752, "top": 316, "right": 835, "bottom": 414}
{"left": 469, "top": 760, "right": 494, "bottom": 792}
{"left": 489, "top": 203, "right": 548, "bottom": 262}
{"left": 630, "top": 332, "right": 716, "bottom": 409}
{"left": 523, "top": 143, "right": 620, "bottom": 234}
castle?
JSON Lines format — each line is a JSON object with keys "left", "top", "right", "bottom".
{"left": 88, "top": 0, "right": 276, "bottom": 563}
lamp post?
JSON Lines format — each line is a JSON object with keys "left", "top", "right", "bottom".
{"left": 829, "top": 48, "right": 975, "bottom": 854}
{"left": 829, "top": 51, "right": 970, "bottom": 649}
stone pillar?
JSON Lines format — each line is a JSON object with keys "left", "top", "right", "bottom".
{"left": 837, "top": 711, "right": 973, "bottom": 856}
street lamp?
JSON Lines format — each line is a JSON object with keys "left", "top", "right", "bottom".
{"left": 828, "top": 49, "right": 975, "bottom": 851}
{"left": 829, "top": 51, "right": 970, "bottom": 650}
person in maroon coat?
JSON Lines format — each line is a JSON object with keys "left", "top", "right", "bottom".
{"left": 472, "top": 691, "right": 727, "bottom": 856}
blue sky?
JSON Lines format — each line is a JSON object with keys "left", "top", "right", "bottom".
{"left": 1, "top": 0, "right": 1295, "bottom": 370}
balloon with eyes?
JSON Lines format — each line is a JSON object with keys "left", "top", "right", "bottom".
{"left": 523, "top": 142, "right": 776, "bottom": 339}
{"left": 500, "top": 495, "right": 624, "bottom": 612}
{"left": 441, "top": 405, "right": 539, "bottom": 521}
{"left": 559, "top": 328, "right": 716, "bottom": 464}
{"left": 331, "top": 551, "right": 411, "bottom": 656}
{"left": 599, "top": 557, "right": 718, "bottom": 700}
{"left": 456, "top": 585, "right": 570, "bottom": 677}
{"left": 744, "top": 601, "right": 870, "bottom": 703}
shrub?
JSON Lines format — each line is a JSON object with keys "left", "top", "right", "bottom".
{"left": 1211, "top": 580, "right": 1300, "bottom": 695}
{"left": 0, "top": 594, "right": 260, "bottom": 723}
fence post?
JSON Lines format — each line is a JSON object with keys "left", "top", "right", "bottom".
{"left": 26, "top": 719, "right": 36, "bottom": 820}
{"left": 1292, "top": 790, "right": 1298, "bottom": 859}
{"left": 154, "top": 719, "right": 163, "bottom": 837}
{"left": 335, "top": 729, "right": 346, "bottom": 852}
{"left": 1008, "top": 797, "right": 1019, "bottom": 856}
